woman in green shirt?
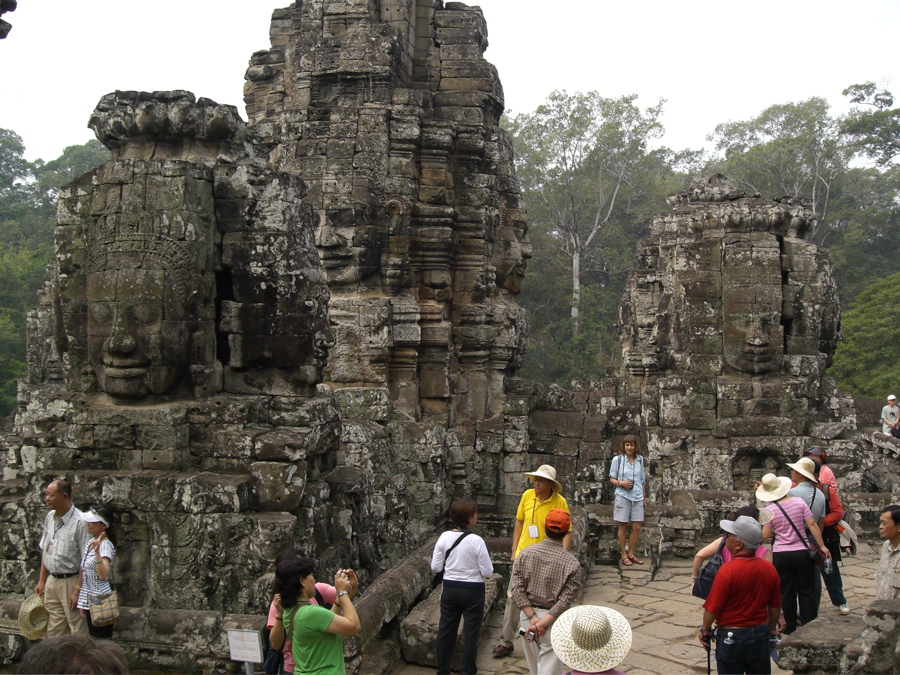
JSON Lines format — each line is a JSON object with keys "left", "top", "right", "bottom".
{"left": 273, "top": 557, "right": 361, "bottom": 675}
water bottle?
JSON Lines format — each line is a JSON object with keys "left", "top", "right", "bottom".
{"left": 824, "top": 558, "right": 833, "bottom": 574}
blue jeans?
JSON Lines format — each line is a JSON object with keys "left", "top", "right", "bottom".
{"left": 820, "top": 535, "right": 846, "bottom": 606}
{"left": 714, "top": 624, "right": 771, "bottom": 674}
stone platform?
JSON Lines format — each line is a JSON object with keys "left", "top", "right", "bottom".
{"left": 389, "top": 542, "right": 879, "bottom": 675}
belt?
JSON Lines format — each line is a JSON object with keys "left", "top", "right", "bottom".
{"left": 717, "top": 624, "right": 767, "bottom": 630}
{"left": 531, "top": 604, "right": 551, "bottom": 610}
{"left": 50, "top": 572, "right": 78, "bottom": 579}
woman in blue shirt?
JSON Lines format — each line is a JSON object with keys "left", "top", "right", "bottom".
{"left": 609, "top": 435, "right": 647, "bottom": 565}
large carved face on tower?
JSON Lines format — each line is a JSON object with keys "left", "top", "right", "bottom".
{"left": 722, "top": 240, "right": 784, "bottom": 375}
{"left": 315, "top": 219, "right": 386, "bottom": 287}
{"left": 493, "top": 210, "right": 532, "bottom": 295}
{"left": 86, "top": 243, "right": 205, "bottom": 398}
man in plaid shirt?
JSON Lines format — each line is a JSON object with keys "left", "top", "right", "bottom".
{"left": 509, "top": 509, "right": 582, "bottom": 675}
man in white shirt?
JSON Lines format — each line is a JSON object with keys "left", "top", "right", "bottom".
{"left": 881, "top": 395, "right": 899, "bottom": 435}
{"left": 35, "top": 480, "right": 90, "bottom": 636}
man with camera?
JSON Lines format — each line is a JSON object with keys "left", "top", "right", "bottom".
{"left": 699, "top": 516, "right": 781, "bottom": 674}
{"left": 509, "top": 509, "right": 582, "bottom": 675}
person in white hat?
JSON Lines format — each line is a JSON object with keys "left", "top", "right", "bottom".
{"left": 757, "top": 473, "right": 830, "bottom": 635}
{"left": 881, "top": 394, "right": 899, "bottom": 435}
{"left": 551, "top": 605, "right": 632, "bottom": 675}
{"left": 492, "top": 464, "right": 571, "bottom": 658}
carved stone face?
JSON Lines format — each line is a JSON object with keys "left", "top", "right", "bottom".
{"left": 722, "top": 242, "right": 784, "bottom": 374}
{"left": 87, "top": 267, "right": 194, "bottom": 397}
{"left": 315, "top": 222, "right": 385, "bottom": 286}
{"left": 493, "top": 224, "right": 532, "bottom": 295}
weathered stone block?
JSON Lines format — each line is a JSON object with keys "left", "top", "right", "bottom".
{"left": 399, "top": 573, "right": 503, "bottom": 667}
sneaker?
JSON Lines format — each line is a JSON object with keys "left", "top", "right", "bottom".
{"left": 839, "top": 604, "right": 850, "bottom": 615}
{"left": 492, "top": 644, "right": 514, "bottom": 657}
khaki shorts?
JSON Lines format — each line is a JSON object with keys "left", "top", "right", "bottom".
{"left": 613, "top": 494, "right": 644, "bottom": 523}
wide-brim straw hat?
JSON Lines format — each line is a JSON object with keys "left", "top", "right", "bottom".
{"left": 786, "top": 457, "right": 819, "bottom": 484}
{"left": 524, "top": 464, "right": 563, "bottom": 494}
{"left": 551, "top": 605, "right": 632, "bottom": 673}
{"left": 18, "top": 594, "right": 48, "bottom": 640}
{"left": 755, "top": 473, "right": 792, "bottom": 502}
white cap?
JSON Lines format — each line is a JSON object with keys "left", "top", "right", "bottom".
{"left": 889, "top": 395, "right": 897, "bottom": 401}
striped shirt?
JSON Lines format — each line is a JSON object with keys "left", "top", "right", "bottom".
{"left": 510, "top": 538, "right": 582, "bottom": 619}
{"left": 77, "top": 539, "right": 115, "bottom": 610}
{"left": 39, "top": 506, "right": 89, "bottom": 574}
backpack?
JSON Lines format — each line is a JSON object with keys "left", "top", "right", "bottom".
{"left": 691, "top": 536, "right": 726, "bottom": 599}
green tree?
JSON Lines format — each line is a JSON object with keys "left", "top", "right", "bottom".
{"left": 507, "top": 92, "right": 681, "bottom": 382}
{"left": 829, "top": 272, "right": 900, "bottom": 397}
{"left": 0, "top": 131, "right": 108, "bottom": 415}
{"left": 706, "top": 98, "right": 852, "bottom": 244}
{"left": 841, "top": 82, "right": 900, "bottom": 166}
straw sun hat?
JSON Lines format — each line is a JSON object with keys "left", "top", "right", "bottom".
{"left": 551, "top": 605, "right": 632, "bottom": 674}
{"left": 18, "top": 594, "right": 48, "bottom": 640}
{"left": 524, "top": 464, "right": 563, "bottom": 494}
{"left": 786, "top": 457, "right": 819, "bottom": 484}
{"left": 755, "top": 473, "right": 792, "bottom": 502}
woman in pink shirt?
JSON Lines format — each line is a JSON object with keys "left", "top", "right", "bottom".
{"left": 757, "top": 473, "right": 829, "bottom": 635}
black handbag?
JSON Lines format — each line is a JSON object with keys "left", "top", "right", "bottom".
{"left": 773, "top": 501, "right": 825, "bottom": 566}
{"left": 691, "top": 536, "right": 726, "bottom": 599}
{"left": 263, "top": 633, "right": 283, "bottom": 675}
{"left": 264, "top": 604, "right": 300, "bottom": 674}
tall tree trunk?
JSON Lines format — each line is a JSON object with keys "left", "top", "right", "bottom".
{"left": 571, "top": 247, "right": 581, "bottom": 337}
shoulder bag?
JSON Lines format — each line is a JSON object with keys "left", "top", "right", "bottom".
{"left": 773, "top": 500, "right": 825, "bottom": 566}
{"left": 691, "top": 536, "right": 726, "bottom": 599}
{"left": 85, "top": 543, "right": 119, "bottom": 627}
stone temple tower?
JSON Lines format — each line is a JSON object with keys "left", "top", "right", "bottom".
{"left": 242, "top": 0, "right": 531, "bottom": 557}
{"left": 614, "top": 175, "right": 855, "bottom": 494}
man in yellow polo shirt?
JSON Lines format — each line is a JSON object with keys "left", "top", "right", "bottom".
{"left": 492, "top": 465, "right": 571, "bottom": 657}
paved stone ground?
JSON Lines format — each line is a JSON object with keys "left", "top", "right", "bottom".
{"left": 392, "top": 541, "right": 880, "bottom": 675}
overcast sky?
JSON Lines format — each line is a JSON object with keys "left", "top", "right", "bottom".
{"left": 2, "top": 0, "right": 897, "bottom": 162}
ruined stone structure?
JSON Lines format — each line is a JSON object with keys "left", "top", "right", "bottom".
{"left": 241, "top": 0, "right": 531, "bottom": 561}
{"left": 612, "top": 174, "right": 854, "bottom": 494}
{"left": 2, "top": 91, "right": 345, "bottom": 624}
{"left": 1, "top": 1, "right": 898, "bottom": 672}
{"left": 1, "top": 2, "right": 534, "bottom": 670}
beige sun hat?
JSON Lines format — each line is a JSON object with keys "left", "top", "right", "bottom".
{"left": 524, "top": 464, "right": 563, "bottom": 494}
{"left": 755, "top": 473, "right": 792, "bottom": 502}
{"left": 551, "top": 605, "right": 632, "bottom": 674}
{"left": 18, "top": 594, "right": 48, "bottom": 640}
{"left": 786, "top": 457, "right": 819, "bottom": 484}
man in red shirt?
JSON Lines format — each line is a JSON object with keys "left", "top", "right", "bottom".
{"left": 699, "top": 516, "right": 781, "bottom": 674}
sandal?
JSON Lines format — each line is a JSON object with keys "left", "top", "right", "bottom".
{"left": 628, "top": 555, "right": 644, "bottom": 564}
{"left": 621, "top": 556, "right": 633, "bottom": 566}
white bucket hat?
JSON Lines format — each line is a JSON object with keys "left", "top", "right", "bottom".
{"left": 786, "top": 457, "right": 819, "bottom": 484}
{"left": 524, "top": 464, "right": 563, "bottom": 494}
{"left": 755, "top": 473, "right": 792, "bottom": 502}
{"left": 551, "top": 605, "right": 632, "bottom": 673}
{"left": 18, "top": 594, "right": 48, "bottom": 640}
